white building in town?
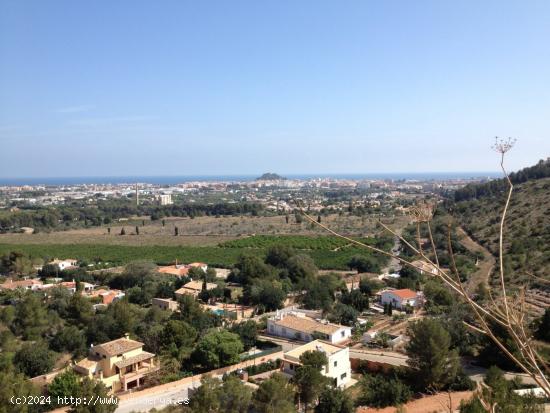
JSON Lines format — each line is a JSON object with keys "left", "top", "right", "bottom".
{"left": 267, "top": 312, "right": 351, "bottom": 344}
{"left": 282, "top": 340, "right": 351, "bottom": 387}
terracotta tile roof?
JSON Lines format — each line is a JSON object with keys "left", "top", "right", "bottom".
{"left": 385, "top": 289, "right": 417, "bottom": 300}
{"left": 0, "top": 279, "right": 43, "bottom": 290}
{"left": 94, "top": 337, "right": 143, "bottom": 356}
{"left": 273, "top": 315, "right": 344, "bottom": 335}
{"left": 75, "top": 357, "right": 99, "bottom": 371}
{"left": 158, "top": 265, "right": 189, "bottom": 277}
{"left": 114, "top": 351, "right": 155, "bottom": 369}
{"left": 178, "top": 280, "right": 217, "bottom": 292}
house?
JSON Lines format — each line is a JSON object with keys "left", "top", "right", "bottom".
{"left": 267, "top": 312, "right": 351, "bottom": 344}
{"left": 0, "top": 278, "right": 43, "bottom": 291}
{"left": 151, "top": 297, "right": 179, "bottom": 311}
{"left": 380, "top": 289, "right": 420, "bottom": 310}
{"left": 158, "top": 264, "right": 191, "bottom": 277}
{"left": 87, "top": 289, "right": 125, "bottom": 305}
{"left": 73, "top": 334, "right": 158, "bottom": 392}
{"left": 282, "top": 340, "right": 351, "bottom": 387}
{"left": 50, "top": 259, "right": 79, "bottom": 271}
{"left": 59, "top": 280, "right": 96, "bottom": 294}
{"left": 175, "top": 280, "right": 217, "bottom": 299}
{"left": 154, "top": 194, "right": 173, "bottom": 206}
{"left": 158, "top": 262, "right": 208, "bottom": 278}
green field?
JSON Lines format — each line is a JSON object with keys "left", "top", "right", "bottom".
{"left": 0, "top": 235, "right": 387, "bottom": 270}
{"left": 220, "top": 234, "right": 370, "bottom": 250}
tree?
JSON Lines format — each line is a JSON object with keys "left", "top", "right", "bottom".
{"left": 161, "top": 320, "right": 197, "bottom": 350}
{"left": 253, "top": 373, "right": 296, "bottom": 413}
{"left": 0, "top": 370, "right": 41, "bottom": 413}
{"left": 315, "top": 387, "right": 354, "bottom": 413}
{"left": 135, "top": 226, "right": 139, "bottom": 235}
{"left": 340, "top": 289, "right": 369, "bottom": 312}
{"left": 317, "top": 215, "right": 322, "bottom": 224}
{"left": 14, "top": 341, "right": 55, "bottom": 377}
{"left": 50, "top": 325, "right": 86, "bottom": 355}
{"left": 244, "top": 279, "right": 286, "bottom": 312}
{"left": 348, "top": 255, "right": 380, "bottom": 273}
{"left": 174, "top": 226, "right": 179, "bottom": 236}
{"left": 48, "top": 370, "right": 80, "bottom": 403}
{"left": 188, "top": 375, "right": 221, "bottom": 413}
{"left": 294, "top": 366, "right": 328, "bottom": 411}
{"left": 231, "top": 320, "right": 258, "bottom": 351}
{"left": 328, "top": 303, "right": 358, "bottom": 326}
{"left": 300, "top": 350, "right": 328, "bottom": 370}
{"left": 162, "top": 219, "right": 166, "bottom": 227}
{"left": 120, "top": 227, "right": 125, "bottom": 235}
{"left": 218, "top": 375, "right": 253, "bottom": 413}
{"left": 265, "top": 245, "right": 296, "bottom": 268}
{"left": 286, "top": 254, "right": 317, "bottom": 283}
{"left": 357, "top": 374, "right": 412, "bottom": 408}
{"left": 192, "top": 330, "right": 243, "bottom": 369}
{"left": 294, "top": 350, "right": 329, "bottom": 411}
{"left": 285, "top": 214, "right": 289, "bottom": 224}
{"left": 13, "top": 292, "right": 49, "bottom": 340}
{"left": 406, "top": 318, "right": 459, "bottom": 391}
{"left": 70, "top": 377, "right": 117, "bottom": 413}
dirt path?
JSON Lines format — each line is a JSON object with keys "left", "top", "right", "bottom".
{"left": 457, "top": 227, "right": 495, "bottom": 294}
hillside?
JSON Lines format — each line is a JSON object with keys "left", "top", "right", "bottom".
{"left": 452, "top": 175, "right": 550, "bottom": 283}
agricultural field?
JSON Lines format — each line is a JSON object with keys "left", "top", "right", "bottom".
{"left": 0, "top": 214, "right": 405, "bottom": 270}
{"left": 0, "top": 233, "right": 392, "bottom": 271}
{"left": 0, "top": 213, "right": 408, "bottom": 247}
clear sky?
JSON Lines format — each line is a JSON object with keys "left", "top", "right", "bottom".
{"left": 1, "top": 0, "right": 549, "bottom": 178}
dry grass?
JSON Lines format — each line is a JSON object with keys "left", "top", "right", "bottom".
{"left": 0, "top": 213, "right": 407, "bottom": 247}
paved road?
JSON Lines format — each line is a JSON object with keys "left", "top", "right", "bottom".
{"left": 349, "top": 349, "right": 409, "bottom": 367}
{"left": 115, "top": 374, "right": 226, "bottom": 413}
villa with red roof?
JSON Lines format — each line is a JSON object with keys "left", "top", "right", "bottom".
{"left": 380, "top": 288, "right": 421, "bottom": 310}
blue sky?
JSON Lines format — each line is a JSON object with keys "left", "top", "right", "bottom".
{"left": 1, "top": 0, "right": 549, "bottom": 178}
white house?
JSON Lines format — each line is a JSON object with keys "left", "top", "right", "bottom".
{"left": 380, "top": 288, "right": 420, "bottom": 310}
{"left": 267, "top": 312, "right": 351, "bottom": 344}
{"left": 282, "top": 340, "right": 351, "bottom": 387}
{"left": 50, "top": 259, "right": 79, "bottom": 271}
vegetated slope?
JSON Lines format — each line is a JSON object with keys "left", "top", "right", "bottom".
{"left": 452, "top": 161, "right": 550, "bottom": 283}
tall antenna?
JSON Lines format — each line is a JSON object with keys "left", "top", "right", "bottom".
{"left": 135, "top": 183, "right": 139, "bottom": 206}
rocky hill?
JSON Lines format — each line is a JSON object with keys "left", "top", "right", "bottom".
{"left": 451, "top": 162, "right": 550, "bottom": 284}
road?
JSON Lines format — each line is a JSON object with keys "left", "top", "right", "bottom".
{"left": 115, "top": 374, "right": 221, "bottom": 413}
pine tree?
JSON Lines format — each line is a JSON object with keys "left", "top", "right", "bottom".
{"left": 174, "top": 226, "right": 179, "bottom": 236}
{"left": 317, "top": 215, "right": 322, "bottom": 223}
{"left": 120, "top": 227, "right": 126, "bottom": 236}
{"left": 135, "top": 226, "right": 139, "bottom": 235}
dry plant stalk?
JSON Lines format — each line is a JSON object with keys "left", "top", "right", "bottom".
{"left": 296, "top": 137, "right": 550, "bottom": 403}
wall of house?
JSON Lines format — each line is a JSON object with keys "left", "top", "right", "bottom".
{"left": 328, "top": 327, "right": 352, "bottom": 343}
{"left": 266, "top": 320, "right": 313, "bottom": 342}
{"left": 325, "top": 348, "right": 351, "bottom": 387}
{"left": 381, "top": 293, "right": 416, "bottom": 309}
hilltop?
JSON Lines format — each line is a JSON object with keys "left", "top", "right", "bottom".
{"left": 256, "top": 172, "right": 286, "bottom": 180}
{"left": 451, "top": 160, "right": 550, "bottom": 283}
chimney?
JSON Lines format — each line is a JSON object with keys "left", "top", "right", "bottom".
{"left": 124, "top": 333, "right": 130, "bottom": 340}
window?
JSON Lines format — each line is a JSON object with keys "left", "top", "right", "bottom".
{"left": 341, "top": 330, "right": 345, "bottom": 337}
{"left": 333, "top": 361, "right": 337, "bottom": 367}
{"left": 340, "top": 373, "right": 347, "bottom": 379}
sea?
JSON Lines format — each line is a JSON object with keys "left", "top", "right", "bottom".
{"left": 0, "top": 172, "right": 501, "bottom": 186}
